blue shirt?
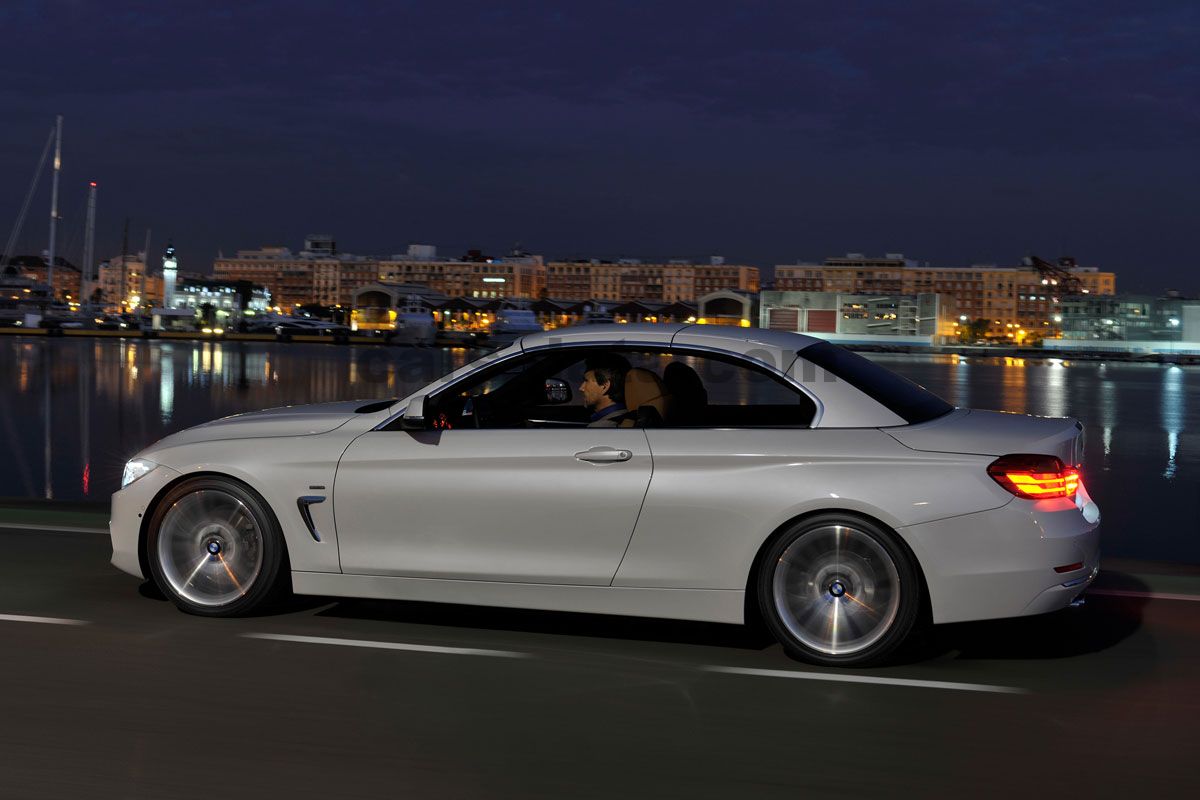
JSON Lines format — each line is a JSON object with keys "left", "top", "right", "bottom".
{"left": 589, "top": 403, "right": 627, "bottom": 423}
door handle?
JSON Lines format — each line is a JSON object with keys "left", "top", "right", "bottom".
{"left": 574, "top": 446, "right": 633, "bottom": 464}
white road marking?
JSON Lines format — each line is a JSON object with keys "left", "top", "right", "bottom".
{"left": 1088, "top": 589, "right": 1200, "bottom": 603}
{"left": 702, "top": 665, "right": 1027, "bottom": 694}
{"left": 0, "top": 613, "right": 89, "bottom": 626}
{"left": 242, "top": 632, "right": 531, "bottom": 659}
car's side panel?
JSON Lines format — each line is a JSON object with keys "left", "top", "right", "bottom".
{"left": 614, "top": 429, "right": 1013, "bottom": 590}
{"left": 334, "top": 428, "right": 654, "bottom": 585}
{"left": 900, "top": 491, "right": 1100, "bottom": 623}
{"left": 291, "top": 572, "right": 744, "bottom": 624}
{"left": 134, "top": 435, "right": 351, "bottom": 574}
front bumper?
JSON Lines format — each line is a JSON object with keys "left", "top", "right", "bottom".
{"left": 900, "top": 484, "right": 1101, "bottom": 625}
{"left": 109, "top": 464, "right": 182, "bottom": 579}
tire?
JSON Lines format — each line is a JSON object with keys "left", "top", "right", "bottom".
{"left": 757, "top": 513, "right": 920, "bottom": 667}
{"left": 146, "top": 476, "right": 290, "bottom": 617}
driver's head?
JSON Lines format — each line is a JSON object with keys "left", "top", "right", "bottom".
{"left": 580, "top": 354, "right": 630, "bottom": 410}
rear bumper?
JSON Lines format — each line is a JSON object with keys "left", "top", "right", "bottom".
{"left": 899, "top": 487, "right": 1100, "bottom": 624}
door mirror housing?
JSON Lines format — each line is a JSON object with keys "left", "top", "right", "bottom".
{"left": 401, "top": 396, "right": 427, "bottom": 430}
{"left": 544, "top": 378, "right": 572, "bottom": 405}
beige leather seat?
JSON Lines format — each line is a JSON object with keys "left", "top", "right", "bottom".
{"left": 619, "top": 368, "right": 671, "bottom": 428}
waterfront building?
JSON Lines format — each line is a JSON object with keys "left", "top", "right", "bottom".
{"left": 218, "top": 238, "right": 757, "bottom": 307}
{"left": 694, "top": 258, "right": 761, "bottom": 298}
{"left": 698, "top": 290, "right": 758, "bottom": 327}
{"left": 169, "top": 277, "right": 272, "bottom": 328}
{"left": 609, "top": 300, "right": 697, "bottom": 325}
{"left": 8, "top": 255, "right": 81, "bottom": 302}
{"left": 759, "top": 290, "right": 956, "bottom": 345}
{"left": 378, "top": 246, "right": 545, "bottom": 300}
{"left": 351, "top": 282, "right": 448, "bottom": 331}
{"left": 213, "top": 235, "right": 378, "bottom": 309}
{"left": 527, "top": 298, "right": 618, "bottom": 329}
{"left": 97, "top": 254, "right": 163, "bottom": 310}
{"left": 545, "top": 258, "right": 759, "bottom": 303}
{"left": 774, "top": 254, "right": 1115, "bottom": 335}
{"left": 544, "top": 262, "right": 594, "bottom": 300}
{"left": 1056, "top": 293, "right": 1200, "bottom": 351}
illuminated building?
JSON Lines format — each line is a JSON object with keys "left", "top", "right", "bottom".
{"left": 774, "top": 254, "right": 1115, "bottom": 335}
{"left": 213, "top": 235, "right": 377, "bottom": 308}
{"left": 171, "top": 278, "right": 271, "bottom": 327}
{"left": 97, "top": 254, "right": 162, "bottom": 310}
{"left": 759, "top": 290, "right": 957, "bottom": 344}
{"left": 1058, "top": 293, "right": 1200, "bottom": 349}
{"left": 545, "top": 257, "right": 759, "bottom": 303}
{"left": 379, "top": 246, "right": 545, "bottom": 299}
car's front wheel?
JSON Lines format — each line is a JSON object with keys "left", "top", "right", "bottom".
{"left": 758, "top": 514, "right": 920, "bottom": 667}
{"left": 146, "top": 476, "right": 289, "bottom": 616}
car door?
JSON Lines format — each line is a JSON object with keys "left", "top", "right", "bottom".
{"left": 612, "top": 347, "right": 830, "bottom": 589}
{"left": 333, "top": 350, "right": 653, "bottom": 585}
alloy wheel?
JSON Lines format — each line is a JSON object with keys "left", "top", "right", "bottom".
{"left": 771, "top": 524, "right": 902, "bottom": 656}
{"left": 155, "top": 489, "right": 265, "bottom": 607}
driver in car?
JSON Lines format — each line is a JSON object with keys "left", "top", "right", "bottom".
{"left": 580, "top": 354, "right": 630, "bottom": 427}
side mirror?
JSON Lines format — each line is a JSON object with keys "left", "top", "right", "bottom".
{"left": 401, "top": 396, "right": 427, "bottom": 430}
{"left": 544, "top": 378, "right": 572, "bottom": 405}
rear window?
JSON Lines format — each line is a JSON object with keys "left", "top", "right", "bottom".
{"left": 798, "top": 342, "right": 953, "bottom": 425}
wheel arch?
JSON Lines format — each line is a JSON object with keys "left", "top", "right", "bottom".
{"left": 742, "top": 507, "right": 932, "bottom": 628}
{"left": 137, "top": 470, "right": 290, "bottom": 581}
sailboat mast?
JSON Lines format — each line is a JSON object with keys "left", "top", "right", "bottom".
{"left": 141, "top": 228, "right": 151, "bottom": 306}
{"left": 82, "top": 182, "right": 97, "bottom": 305}
{"left": 1, "top": 126, "right": 53, "bottom": 272}
{"left": 120, "top": 218, "right": 129, "bottom": 309}
{"left": 47, "top": 115, "right": 62, "bottom": 300}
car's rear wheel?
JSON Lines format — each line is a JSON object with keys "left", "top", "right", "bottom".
{"left": 758, "top": 514, "right": 919, "bottom": 667}
{"left": 147, "top": 476, "right": 289, "bottom": 616}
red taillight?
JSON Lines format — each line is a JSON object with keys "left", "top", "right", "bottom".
{"left": 987, "top": 454, "right": 1080, "bottom": 500}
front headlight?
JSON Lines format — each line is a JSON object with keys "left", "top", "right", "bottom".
{"left": 121, "top": 459, "right": 156, "bottom": 489}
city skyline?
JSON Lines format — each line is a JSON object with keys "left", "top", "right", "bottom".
{"left": 1, "top": 3, "right": 1196, "bottom": 293}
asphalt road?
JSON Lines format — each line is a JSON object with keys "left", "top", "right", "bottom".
{"left": 0, "top": 528, "right": 1197, "bottom": 799}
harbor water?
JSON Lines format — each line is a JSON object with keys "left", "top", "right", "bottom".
{"left": 0, "top": 337, "right": 1194, "bottom": 564}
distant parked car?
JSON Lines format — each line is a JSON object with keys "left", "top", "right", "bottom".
{"left": 111, "top": 324, "right": 1100, "bottom": 667}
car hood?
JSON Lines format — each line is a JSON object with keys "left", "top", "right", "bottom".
{"left": 149, "top": 400, "right": 383, "bottom": 448}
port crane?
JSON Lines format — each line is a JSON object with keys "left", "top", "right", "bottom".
{"left": 1022, "top": 255, "right": 1084, "bottom": 296}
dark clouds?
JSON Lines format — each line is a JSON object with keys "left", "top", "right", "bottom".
{"left": 0, "top": 1, "right": 1195, "bottom": 290}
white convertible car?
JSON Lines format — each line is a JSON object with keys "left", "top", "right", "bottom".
{"left": 110, "top": 325, "right": 1100, "bottom": 666}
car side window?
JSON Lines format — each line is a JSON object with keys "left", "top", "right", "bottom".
{"left": 424, "top": 350, "right": 592, "bottom": 430}
{"left": 651, "top": 350, "right": 816, "bottom": 428}
{"left": 419, "top": 345, "right": 816, "bottom": 430}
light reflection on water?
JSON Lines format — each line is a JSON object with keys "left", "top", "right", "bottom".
{"left": 0, "top": 337, "right": 474, "bottom": 503}
{"left": 0, "top": 339, "right": 1196, "bottom": 563}
{"left": 868, "top": 352, "right": 1200, "bottom": 564}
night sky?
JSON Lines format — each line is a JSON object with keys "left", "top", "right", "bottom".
{"left": 1, "top": 1, "right": 1196, "bottom": 291}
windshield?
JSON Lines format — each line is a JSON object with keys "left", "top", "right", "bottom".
{"left": 798, "top": 341, "right": 953, "bottom": 425}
